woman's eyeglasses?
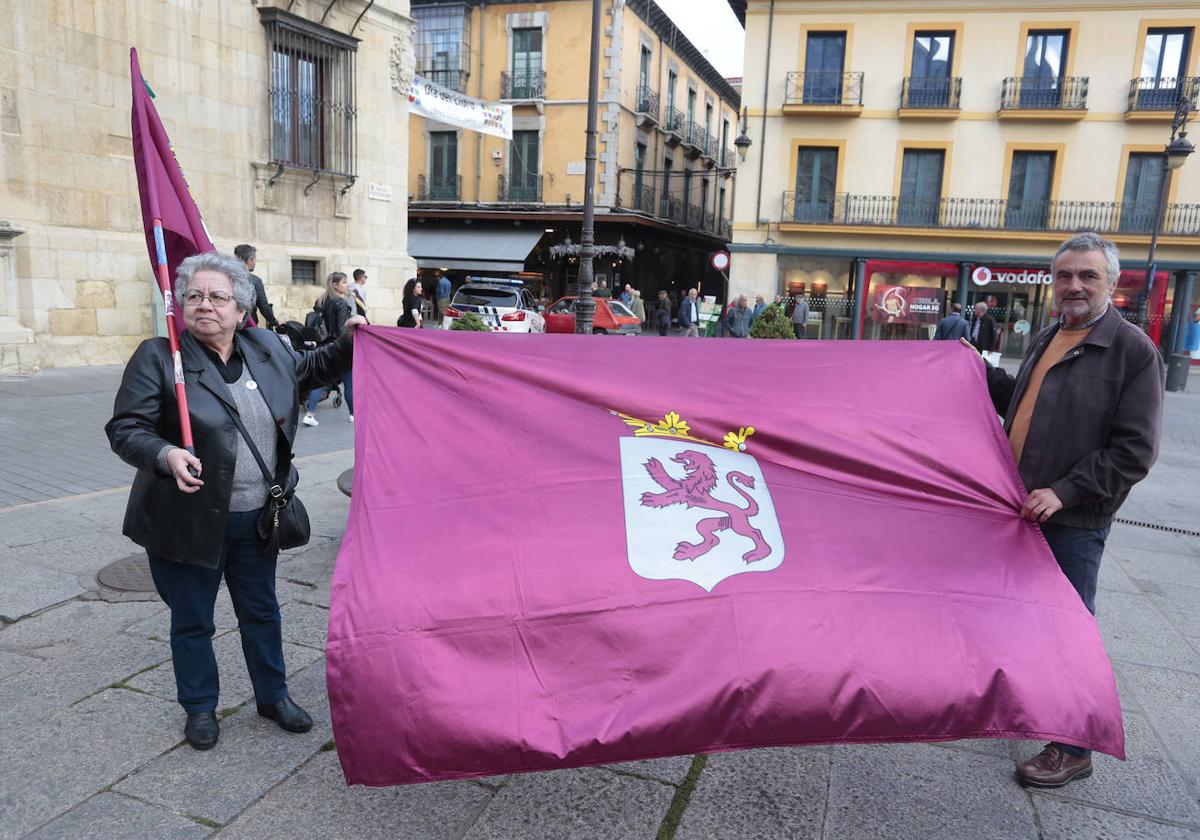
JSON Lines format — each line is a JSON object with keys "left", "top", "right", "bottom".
{"left": 182, "top": 291, "right": 235, "bottom": 308}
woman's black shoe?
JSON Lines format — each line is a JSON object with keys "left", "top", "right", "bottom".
{"left": 184, "top": 712, "right": 219, "bottom": 750}
{"left": 256, "top": 697, "right": 313, "bottom": 733}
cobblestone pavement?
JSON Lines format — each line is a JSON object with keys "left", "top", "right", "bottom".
{"left": 1, "top": 365, "right": 1199, "bottom": 839}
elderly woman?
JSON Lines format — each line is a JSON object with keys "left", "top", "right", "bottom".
{"left": 106, "top": 251, "right": 364, "bottom": 751}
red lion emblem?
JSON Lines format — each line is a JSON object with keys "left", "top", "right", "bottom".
{"left": 640, "top": 449, "right": 771, "bottom": 564}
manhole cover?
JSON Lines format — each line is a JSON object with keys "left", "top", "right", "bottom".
{"left": 96, "top": 554, "right": 156, "bottom": 593}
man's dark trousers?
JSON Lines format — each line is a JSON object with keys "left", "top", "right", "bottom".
{"left": 1040, "top": 520, "right": 1111, "bottom": 757}
{"left": 148, "top": 509, "right": 287, "bottom": 713}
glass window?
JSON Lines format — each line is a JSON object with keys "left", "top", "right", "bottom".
{"left": 667, "top": 71, "right": 677, "bottom": 113}
{"left": 264, "top": 12, "right": 357, "bottom": 176}
{"left": 804, "top": 32, "right": 846, "bottom": 104}
{"left": 429, "top": 132, "right": 457, "bottom": 199}
{"left": 291, "top": 259, "right": 319, "bottom": 285}
{"left": 1142, "top": 28, "right": 1191, "bottom": 78}
{"left": 511, "top": 28, "right": 543, "bottom": 98}
{"left": 793, "top": 146, "right": 838, "bottom": 222}
{"left": 452, "top": 287, "right": 521, "bottom": 308}
{"left": 548, "top": 298, "right": 574, "bottom": 314}
{"left": 908, "top": 31, "right": 955, "bottom": 107}
{"left": 1021, "top": 30, "right": 1069, "bottom": 107}
{"left": 898, "top": 149, "right": 944, "bottom": 226}
{"left": 1005, "top": 151, "right": 1055, "bottom": 229}
{"left": 687, "top": 88, "right": 696, "bottom": 124}
{"left": 609, "top": 301, "right": 636, "bottom": 318}
{"left": 639, "top": 47, "right": 651, "bottom": 91}
{"left": 413, "top": 5, "right": 470, "bottom": 91}
{"left": 509, "top": 131, "right": 539, "bottom": 200}
{"left": 1120, "top": 153, "right": 1165, "bottom": 233}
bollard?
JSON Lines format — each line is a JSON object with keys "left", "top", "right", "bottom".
{"left": 1165, "top": 352, "right": 1192, "bottom": 392}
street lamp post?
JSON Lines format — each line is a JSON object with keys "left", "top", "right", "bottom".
{"left": 1138, "top": 95, "right": 1194, "bottom": 333}
{"left": 574, "top": 0, "right": 602, "bottom": 335}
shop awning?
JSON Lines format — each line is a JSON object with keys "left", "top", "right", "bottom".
{"left": 408, "top": 227, "right": 544, "bottom": 273}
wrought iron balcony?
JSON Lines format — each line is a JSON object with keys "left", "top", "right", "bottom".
{"left": 500, "top": 69, "right": 546, "bottom": 100}
{"left": 635, "top": 85, "right": 659, "bottom": 123}
{"left": 498, "top": 173, "right": 543, "bottom": 203}
{"left": 627, "top": 181, "right": 656, "bottom": 214}
{"left": 419, "top": 69, "right": 468, "bottom": 93}
{"left": 1000, "top": 76, "right": 1088, "bottom": 111}
{"left": 719, "top": 219, "right": 732, "bottom": 241}
{"left": 900, "top": 76, "right": 962, "bottom": 110}
{"left": 702, "top": 134, "right": 718, "bottom": 161}
{"left": 721, "top": 148, "right": 736, "bottom": 169}
{"left": 701, "top": 209, "right": 716, "bottom": 234}
{"left": 780, "top": 192, "right": 1200, "bottom": 236}
{"left": 1127, "top": 76, "right": 1200, "bottom": 112}
{"left": 684, "top": 122, "right": 706, "bottom": 158}
{"left": 417, "top": 174, "right": 462, "bottom": 202}
{"left": 784, "top": 71, "right": 864, "bottom": 107}
{"left": 659, "top": 194, "right": 682, "bottom": 222}
{"left": 663, "top": 107, "right": 686, "bottom": 142}
{"left": 684, "top": 202, "right": 704, "bottom": 227}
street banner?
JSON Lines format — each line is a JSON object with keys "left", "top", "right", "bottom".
{"left": 328, "top": 330, "right": 1125, "bottom": 786}
{"left": 405, "top": 74, "right": 513, "bottom": 140}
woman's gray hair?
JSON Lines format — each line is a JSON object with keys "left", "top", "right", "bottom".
{"left": 175, "top": 252, "right": 255, "bottom": 313}
{"left": 1054, "top": 233, "right": 1121, "bottom": 283}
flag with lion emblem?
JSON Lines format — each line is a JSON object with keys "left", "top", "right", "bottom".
{"left": 327, "top": 326, "right": 1124, "bottom": 786}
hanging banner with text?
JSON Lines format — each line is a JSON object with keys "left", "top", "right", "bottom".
{"left": 405, "top": 74, "right": 513, "bottom": 140}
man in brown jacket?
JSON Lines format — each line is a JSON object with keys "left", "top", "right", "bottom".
{"left": 983, "top": 232, "right": 1164, "bottom": 789}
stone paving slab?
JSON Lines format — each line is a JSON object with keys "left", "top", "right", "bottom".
{"left": 605, "top": 754, "right": 694, "bottom": 785}
{"left": 1031, "top": 796, "right": 1200, "bottom": 840}
{"left": 278, "top": 600, "right": 330, "bottom": 651}
{"left": 1133, "top": 579, "right": 1200, "bottom": 639}
{"left": 125, "top": 631, "right": 323, "bottom": 712}
{"left": 675, "top": 748, "right": 828, "bottom": 840}
{"left": 217, "top": 751, "right": 494, "bottom": 840}
{"left": 1119, "top": 663, "right": 1200, "bottom": 791}
{"left": 24, "top": 792, "right": 210, "bottom": 840}
{"left": 1011, "top": 712, "right": 1200, "bottom": 826}
{"left": 0, "top": 688, "right": 181, "bottom": 838}
{"left": 0, "top": 635, "right": 169, "bottom": 738}
{"left": 461, "top": 767, "right": 674, "bottom": 840}
{"left": 0, "top": 649, "right": 41, "bottom": 680}
{"left": 822, "top": 743, "right": 1039, "bottom": 840}
{"left": 115, "top": 660, "right": 333, "bottom": 826}
{"left": 1098, "top": 591, "right": 1200, "bottom": 675}
{"left": 0, "top": 599, "right": 164, "bottom": 658}
{"left": 0, "top": 555, "right": 88, "bottom": 623}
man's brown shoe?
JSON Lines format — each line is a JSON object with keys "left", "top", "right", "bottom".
{"left": 1016, "top": 744, "right": 1092, "bottom": 788}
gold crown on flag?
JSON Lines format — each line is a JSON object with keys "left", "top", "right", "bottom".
{"left": 612, "top": 410, "right": 755, "bottom": 452}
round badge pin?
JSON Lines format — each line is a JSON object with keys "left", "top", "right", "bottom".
{"left": 246, "top": 380, "right": 258, "bottom": 390}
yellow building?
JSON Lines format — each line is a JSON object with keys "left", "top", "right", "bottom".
{"left": 727, "top": 0, "right": 1199, "bottom": 356}
{"left": 406, "top": 0, "right": 741, "bottom": 308}
{"left": 0, "top": 0, "right": 415, "bottom": 373}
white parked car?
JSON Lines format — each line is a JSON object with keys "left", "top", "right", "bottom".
{"left": 442, "top": 281, "right": 546, "bottom": 333}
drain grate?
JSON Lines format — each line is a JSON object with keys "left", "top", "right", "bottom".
{"left": 96, "top": 554, "right": 157, "bottom": 593}
{"left": 1113, "top": 517, "right": 1200, "bottom": 539}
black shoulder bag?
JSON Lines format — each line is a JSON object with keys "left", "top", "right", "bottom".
{"left": 221, "top": 403, "right": 311, "bottom": 556}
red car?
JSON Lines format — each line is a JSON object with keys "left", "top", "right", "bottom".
{"left": 544, "top": 297, "right": 643, "bottom": 335}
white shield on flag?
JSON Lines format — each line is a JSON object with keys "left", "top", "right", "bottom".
{"left": 619, "top": 437, "right": 785, "bottom": 592}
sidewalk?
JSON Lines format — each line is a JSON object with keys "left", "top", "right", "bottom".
{"left": 1, "top": 364, "right": 1198, "bottom": 839}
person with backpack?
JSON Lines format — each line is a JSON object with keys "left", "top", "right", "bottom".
{"left": 301, "top": 272, "right": 353, "bottom": 426}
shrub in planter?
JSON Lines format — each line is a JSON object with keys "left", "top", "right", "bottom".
{"left": 749, "top": 304, "right": 796, "bottom": 339}
{"left": 449, "top": 312, "right": 491, "bottom": 331}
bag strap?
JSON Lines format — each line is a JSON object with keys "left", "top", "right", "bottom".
{"left": 217, "top": 384, "right": 286, "bottom": 502}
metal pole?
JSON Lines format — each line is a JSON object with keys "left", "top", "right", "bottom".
{"left": 575, "top": 0, "right": 602, "bottom": 335}
{"left": 1166, "top": 270, "right": 1196, "bottom": 392}
{"left": 957, "top": 262, "right": 970, "bottom": 311}
{"left": 1138, "top": 160, "right": 1172, "bottom": 333}
{"left": 851, "top": 258, "right": 866, "bottom": 340}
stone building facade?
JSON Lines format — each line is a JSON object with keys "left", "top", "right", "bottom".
{"left": 0, "top": 0, "right": 416, "bottom": 373}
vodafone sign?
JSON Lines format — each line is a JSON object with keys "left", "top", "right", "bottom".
{"left": 971, "top": 265, "right": 1052, "bottom": 286}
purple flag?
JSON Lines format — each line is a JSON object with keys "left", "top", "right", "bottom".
{"left": 129, "top": 48, "right": 213, "bottom": 286}
{"left": 328, "top": 329, "right": 1125, "bottom": 786}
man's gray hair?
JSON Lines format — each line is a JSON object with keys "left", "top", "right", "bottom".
{"left": 1054, "top": 232, "right": 1121, "bottom": 283}
{"left": 175, "top": 252, "right": 255, "bottom": 313}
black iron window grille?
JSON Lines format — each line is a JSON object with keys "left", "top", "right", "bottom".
{"left": 291, "top": 258, "right": 319, "bottom": 285}
{"left": 900, "top": 76, "right": 962, "bottom": 109}
{"left": 261, "top": 8, "right": 358, "bottom": 178}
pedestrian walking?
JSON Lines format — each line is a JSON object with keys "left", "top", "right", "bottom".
{"left": 790, "top": 294, "right": 811, "bottom": 339}
{"left": 677, "top": 288, "right": 701, "bottom": 337}
{"left": 630, "top": 288, "right": 646, "bottom": 325}
{"left": 233, "top": 244, "right": 278, "bottom": 329}
{"left": 105, "top": 251, "right": 364, "bottom": 751}
{"left": 933, "top": 302, "right": 971, "bottom": 341}
{"left": 302, "top": 272, "right": 354, "bottom": 426}
{"left": 398, "top": 278, "right": 424, "bottom": 329}
{"left": 349, "top": 268, "right": 369, "bottom": 320}
{"left": 751, "top": 294, "right": 766, "bottom": 324}
{"left": 435, "top": 272, "right": 451, "bottom": 325}
{"left": 980, "top": 233, "right": 1163, "bottom": 789}
{"left": 654, "top": 290, "right": 672, "bottom": 336}
{"left": 726, "top": 295, "right": 753, "bottom": 338}
{"left": 970, "top": 301, "right": 997, "bottom": 351}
